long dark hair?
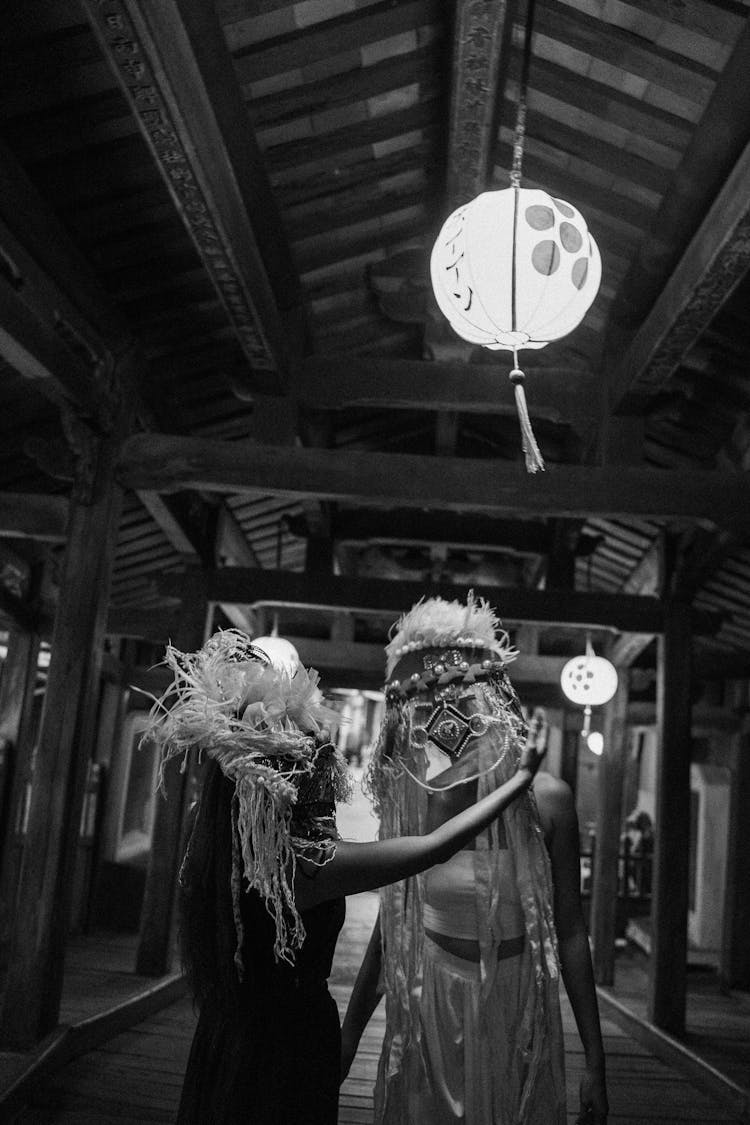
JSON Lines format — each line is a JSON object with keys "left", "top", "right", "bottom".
{"left": 177, "top": 759, "right": 246, "bottom": 1010}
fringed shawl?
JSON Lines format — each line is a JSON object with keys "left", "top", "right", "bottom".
{"left": 140, "top": 629, "right": 351, "bottom": 970}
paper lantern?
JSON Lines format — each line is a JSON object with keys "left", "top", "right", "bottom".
{"left": 430, "top": 187, "right": 601, "bottom": 471}
{"left": 560, "top": 637, "right": 617, "bottom": 737}
{"left": 252, "top": 635, "right": 300, "bottom": 677}
{"left": 586, "top": 731, "right": 604, "bottom": 756}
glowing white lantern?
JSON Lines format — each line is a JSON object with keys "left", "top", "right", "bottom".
{"left": 252, "top": 635, "right": 300, "bottom": 677}
{"left": 430, "top": 187, "right": 601, "bottom": 471}
{"left": 586, "top": 731, "right": 604, "bottom": 756}
{"left": 560, "top": 636, "right": 618, "bottom": 737}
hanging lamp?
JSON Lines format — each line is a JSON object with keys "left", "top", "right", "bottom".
{"left": 560, "top": 634, "right": 618, "bottom": 738}
{"left": 429, "top": 0, "right": 601, "bottom": 472}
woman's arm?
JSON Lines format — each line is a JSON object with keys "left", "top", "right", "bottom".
{"left": 340, "top": 911, "right": 384, "bottom": 1082}
{"left": 539, "top": 777, "right": 608, "bottom": 1125}
{"left": 294, "top": 721, "right": 546, "bottom": 909}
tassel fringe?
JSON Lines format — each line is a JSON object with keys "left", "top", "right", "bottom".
{"left": 510, "top": 367, "right": 545, "bottom": 473}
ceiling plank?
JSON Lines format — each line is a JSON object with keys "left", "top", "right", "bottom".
{"left": 156, "top": 565, "right": 719, "bottom": 634}
{"left": 300, "top": 357, "right": 600, "bottom": 425}
{"left": 609, "top": 137, "right": 750, "bottom": 412}
{"left": 81, "top": 0, "right": 300, "bottom": 389}
{"left": 0, "top": 493, "right": 68, "bottom": 542}
{"left": 119, "top": 433, "right": 750, "bottom": 530}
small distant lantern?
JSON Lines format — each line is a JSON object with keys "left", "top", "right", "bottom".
{"left": 586, "top": 731, "right": 604, "bottom": 756}
{"left": 429, "top": 0, "right": 601, "bottom": 472}
{"left": 560, "top": 636, "right": 618, "bottom": 737}
{"left": 253, "top": 635, "right": 300, "bottom": 677}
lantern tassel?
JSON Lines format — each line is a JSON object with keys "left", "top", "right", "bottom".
{"left": 509, "top": 367, "right": 545, "bottom": 473}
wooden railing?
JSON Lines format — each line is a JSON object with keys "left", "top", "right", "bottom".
{"left": 580, "top": 836, "right": 653, "bottom": 909}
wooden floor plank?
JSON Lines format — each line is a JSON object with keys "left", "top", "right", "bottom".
{"left": 7, "top": 780, "right": 747, "bottom": 1122}
{"left": 12, "top": 891, "right": 744, "bottom": 1125}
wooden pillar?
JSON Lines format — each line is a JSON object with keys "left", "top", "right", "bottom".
{"left": 0, "top": 435, "right": 123, "bottom": 1047}
{"left": 560, "top": 710, "right": 580, "bottom": 795}
{"left": 0, "top": 622, "right": 41, "bottom": 961}
{"left": 590, "top": 669, "right": 630, "bottom": 984}
{"left": 648, "top": 602, "right": 692, "bottom": 1034}
{"left": 720, "top": 727, "right": 750, "bottom": 989}
{"left": 135, "top": 565, "right": 209, "bottom": 976}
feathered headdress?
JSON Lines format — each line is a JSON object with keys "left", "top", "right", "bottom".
{"left": 140, "top": 629, "right": 351, "bottom": 970}
{"left": 385, "top": 590, "right": 518, "bottom": 678}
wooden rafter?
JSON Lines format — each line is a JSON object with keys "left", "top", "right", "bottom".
{"left": 119, "top": 433, "right": 750, "bottom": 530}
{"left": 81, "top": 0, "right": 301, "bottom": 390}
{"left": 610, "top": 138, "right": 750, "bottom": 413}
{"left": 0, "top": 142, "right": 123, "bottom": 421}
{"left": 606, "top": 17, "right": 750, "bottom": 409}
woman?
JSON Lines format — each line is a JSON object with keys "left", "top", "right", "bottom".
{"left": 341, "top": 594, "right": 609, "bottom": 1125}
{"left": 141, "top": 628, "right": 547, "bottom": 1125}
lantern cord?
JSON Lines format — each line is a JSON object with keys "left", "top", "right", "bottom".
{"left": 510, "top": 352, "right": 545, "bottom": 473}
{"left": 509, "top": 0, "right": 537, "bottom": 188}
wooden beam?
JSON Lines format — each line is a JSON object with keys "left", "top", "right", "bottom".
{"left": 446, "top": 0, "right": 515, "bottom": 205}
{"left": 0, "top": 493, "right": 68, "bottom": 543}
{"left": 0, "top": 141, "right": 124, "bottom": 348}
{"left": 0, "top": 283, "right": 95, "bottom": 416}
{"left": 300, "top": 357, "right": 599, "bottom": 425}
{"left": 610, "top": 138, "right": 750, "bottom": 412}
{"left": 82, "top": 0, "right": 297, "bottom": 387}
{"left": 156, "top": 565, "right": 717, "bottom": 635}
{"left": 119, "top": 434, "right": 750, "bottom": 530}
{"left": 611, "top": 14, "right": 750, "bottom": 316}
{"left": 136, "top": 491, "right": 198, "bottom": 557}
{"left": 332, "top": 509, "right": 550, "bottom": 555}
{"left": 610, "top": 542, "right": 661, "bottom": 665}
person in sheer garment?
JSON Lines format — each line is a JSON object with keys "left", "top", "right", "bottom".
{"left": 341, "top": 595, "right": 609, "bottom": 1125}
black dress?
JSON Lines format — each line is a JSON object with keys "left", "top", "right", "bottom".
{"left": 176, "top": 891, "right": 346, "bottom": 1125}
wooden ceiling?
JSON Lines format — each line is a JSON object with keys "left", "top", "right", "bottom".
{"left": 2, "top": 0, "right": 750, "bottom": 682}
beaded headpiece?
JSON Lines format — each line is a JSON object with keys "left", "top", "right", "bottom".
{"left": 141, "top": 629, "right": 351, "bottom": 970}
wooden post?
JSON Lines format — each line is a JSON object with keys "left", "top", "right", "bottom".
{"left": 590, "top": 669, "right": 630, "bottom": 984}
{"left": 0, "top": 435, "right": 123, "bottom": 1047}
{"left": 135, "top": 565, "right": 209, "bottom": 976}
{"left": 720, "top": 728, "right": 750, "bottom": 990}
{"left": 648, "top": 601, "right": 692, "bottom": 1034}
{"left": 0, "top": 622, "right": 41, "bottom": 963}
{"left": 560, "top": 710, "right": 580, "bottom": 795}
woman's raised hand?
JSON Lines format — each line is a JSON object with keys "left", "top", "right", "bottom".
{"left": 518, "top": 707, "right": 548, "bottom": 776}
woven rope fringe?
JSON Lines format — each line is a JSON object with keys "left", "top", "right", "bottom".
{"left": 510, "top": 367, "right": 545, "bottom": 473}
